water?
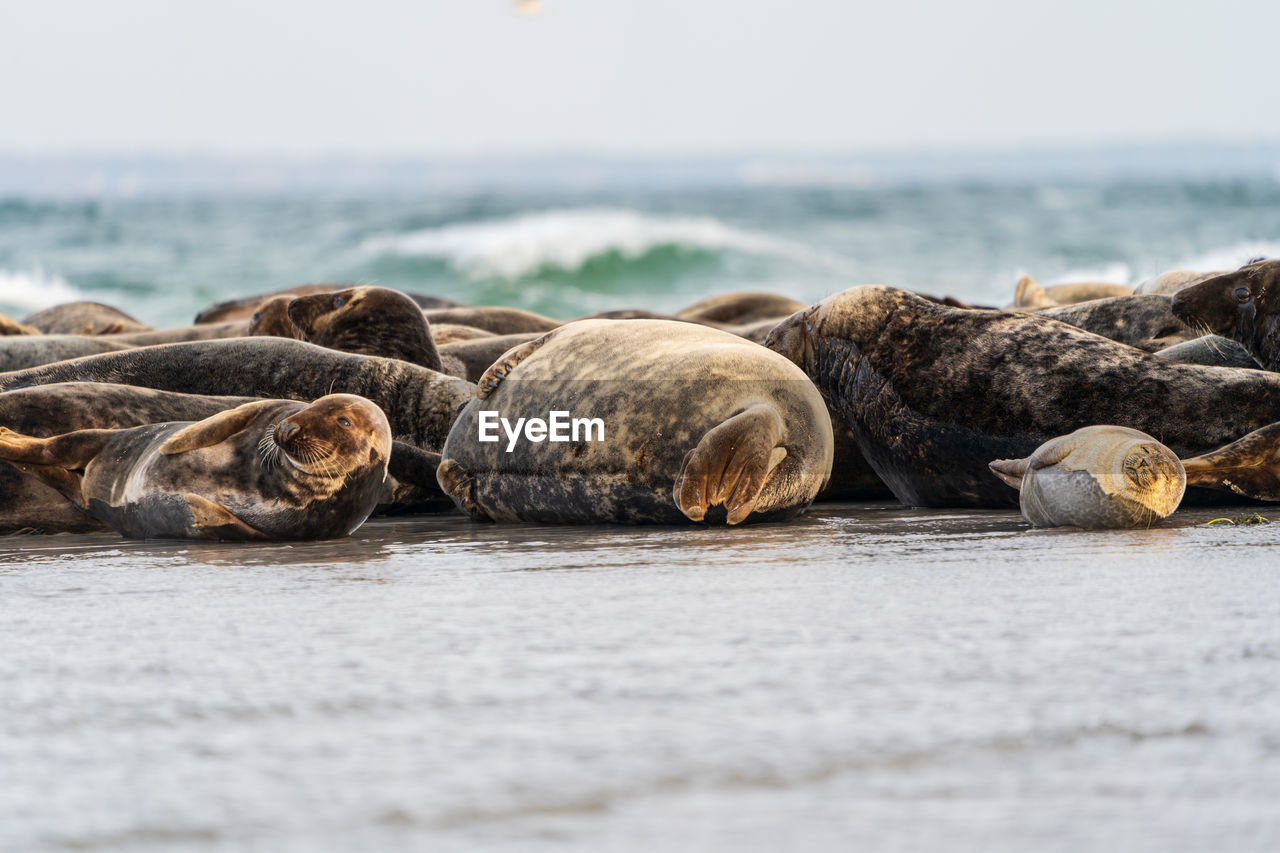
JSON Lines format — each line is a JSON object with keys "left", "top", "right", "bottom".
{"left": 2, "top": 180, "right": 1279, "bottom": 327}
{"left": 3, "top": 504, "right": 1278, "bottom": 851}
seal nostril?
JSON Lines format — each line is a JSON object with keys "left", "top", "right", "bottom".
{"left": 276, "top": 421, "right": 300, "bottom": 443}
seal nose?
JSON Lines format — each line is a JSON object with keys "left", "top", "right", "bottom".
{"left": 275, "top": 421, "right": 300, "bottom": 444}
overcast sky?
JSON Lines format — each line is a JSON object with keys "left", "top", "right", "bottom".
{"left": 2, "top": 0, "right": 1276, "bottom": 156}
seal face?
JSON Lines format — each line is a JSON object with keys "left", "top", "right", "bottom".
{"left": 0, "top": 394, "right": 392, "bottom": 540}
{"left": 764, "top": 285, "right": 1280, "bottom": 508}
{"left": 437, "top": 319, "right": 833, "bottom": 525}
{"left": 1171, "top": 258, "right": 1280, "bottom": 371}
{"left": 281, "top": 286, "right": 444, "bottom": 370}
{"left": 989, "top": 426, "right": 1186, "bottom": 528}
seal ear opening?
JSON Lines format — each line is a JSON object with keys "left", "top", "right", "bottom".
{"left": 988, "top": 458, "right": 1028, "bottom": 490}
{"left": 161, "top": 399, "right": 283, "bottom": 455}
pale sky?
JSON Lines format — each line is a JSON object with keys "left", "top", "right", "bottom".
{"left": 1, "top": 0, "right": 1276, "bottom": 155}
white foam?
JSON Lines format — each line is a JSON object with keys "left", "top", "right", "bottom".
{"left": 1048, "top": 262, "right": 1134, "bottom": 286}
{"left": 362, "top": 207, "right": 858, "bottom": 279}
{"left": 0, "top": 268, "right": 83, "bottom": 313}
{"left": 1173, "top": 241, "right": 1280, "bottom": 275}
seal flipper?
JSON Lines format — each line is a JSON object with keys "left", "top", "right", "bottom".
{"left": 676, "top": 404, "right": 789, "bottom": 525}
{"left": 1182, "top": 422, "right": 1280, "bottom": 500}
{"left": 436, "top": 458, "right": 492, "bottom": 521}
{"left": 1013, "top": 276, "right": 1050, "bottom": 309}
{"left": 475, "top": 333, "right": 552, "bottom": 400}
{"left": 0, "top": 426, "right": 114, "bottom": 468}
{"left": 990, "top": 434, "right": 1077, "bottom": 489}
{"left": 161, "top": 399, "right": 283, "bottom": 455}
{"left": 183, "top": 494, "right": 269, "bottom": 540}
{"left": 9, "top": 461, "right": 88, "bottom": 508}
{"left": 988, "top": 458, "right": 1028, "bottom": 489}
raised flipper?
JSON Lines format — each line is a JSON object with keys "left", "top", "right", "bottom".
{"left": 184, "top": 494, "right": 269, "bottom": 540}
{"left": 1013, "top": 276, "right": 1049, "bottom": 309}
{"left": 8, "top": 461, "right": 88, "bottom": 508}
{"left": 475, "top": 333, "right": 551, "bottom": 400}
{"left": 161, "top": 399, "right": 282, "bottom": 455}
{"left": 0, "top": 426, "right": 116, "bottom": 468}
{"left": 1181, "top": 422, "right": 1280, "bottom": 501}
{"left": 436, "top": 458, "right": 491, "bottom": 521}
{"left": 989, "top": 435, "right": 1074, "bottom": 489}
{"left": 675, "top": 403, "right": 789, "bottom": 525}
{"left": 988, "top": 458, "right": 1028, "bottom": 489}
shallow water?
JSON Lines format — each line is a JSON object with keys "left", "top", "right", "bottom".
{"left": 3, "top": 503, "right": 1278, "bottom": 852}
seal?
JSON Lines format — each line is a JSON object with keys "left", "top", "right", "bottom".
{"left": 676, "top": 291, "right": 808, "bottom": 327}
{"left": 1007, "top": 276, "right": 1133, "bottom": 310}
{"left": 1133, "top": 268, "right": 1222, "bottom": 296}
{"left": 0, "top": 313, "right": 39, "bottom": 336}
{"left": 422, "top": 306, "right": 560, "bottom": 336}
{"left": 437, "top": 319, "right": 833, "bottom": 524}
{"left": 1035, "top": 294, "right": 1197, "bottom": 352}
{"left": 764, "top": 285, "right": 1280, "bottom": 508}
{"left": 1154, "top": 335, "right": 1258, "bottom": 369}
{"left": 0, "top": 394, "right": 391, "bottom": 540}
{"left": 1181, "top": 421, "right": 1280, "bottom": 501}
{"left": 23, "top": 301, "right": 151, "bottom": 335}
{"left": 0, "top": 338, "right": 474, "bottom": 453}
{"left": 439, "top": 332, "right": 543, "bottom": 382}
{"left": 0, "top": 336, "right": 136, "bottom": 372}
{"left": 1170, "top": 258, "right": 1280, "bottom": 371}
{"left": 0, "top": 382, "right": 451, "bottom": 531}
{"left": 273, "top": 286, "right": 443, "bottom": 371}
{"left": 989, "top": 426, "right": 1186, "bottom": 528}
{"left": 193, "top": 285, "right": 464, "bottom": 324}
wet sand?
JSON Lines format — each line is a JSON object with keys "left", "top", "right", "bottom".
{"left": 3, "top": 503, "right": 1279, "bottom": 851}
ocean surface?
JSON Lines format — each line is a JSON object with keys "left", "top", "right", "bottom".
{"left": 2, "top": 174, "right": 1280, "bottom": 851}
{"left": 3, "top": 504, "right": 1279, "bottom": 852}
{"left": 2, "top": 179, "right": 1279, "bottom": 326}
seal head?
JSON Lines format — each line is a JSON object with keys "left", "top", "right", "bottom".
{"left": 1171, "top": 258, "right": 1279, "bottom": 370}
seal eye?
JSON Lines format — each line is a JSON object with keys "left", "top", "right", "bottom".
{"left": 1234, "top": 286, "right": 1252, "bottom": 304}
{"left": 334, "top": 296, "right": 346, "bottom": 309}
{"left": 338, "top": 416, "right": 352, "bottom": 428}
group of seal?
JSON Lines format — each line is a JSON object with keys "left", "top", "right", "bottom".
{"left": 4, "top": 260, "right": 1280, "bottom": 537}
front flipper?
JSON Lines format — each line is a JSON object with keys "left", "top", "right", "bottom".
{"left": 1182, "top": 422, "right": 1280, "bottom": 500}
{"left": 9, "top": 462, "right": 88, "bottom": 508}
{"left": 675, "top": 404, "right": 789, "bottom": 525}
{"left": 475, "top": 333, "right": 551, "bottom": 400}
{"left": 436, "top": 458, "right": 492, "bottom": 521}
{"left": 161, "top": 399, "right": 282, "bottom": 455}
{"left": 988, "top": 458, "right": 1029, "bottom": 489}
{"left": 184, "top": 493, "right": 270, "bottom": 540}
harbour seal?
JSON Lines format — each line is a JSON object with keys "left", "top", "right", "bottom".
{"left": 989, "top": 426, "right": 1186, "bottom": 528}
{"left": 0, "top": 394, "right": 391, "bottom": 540}
{"left": 437, "top": 319, "right": 833, "bottom": 524}
{"left": 1035, "top": 294, "right": 1197, "bottom": 352}
{"left": 1008, "top": 276, "right": 1133, "bottom": 310}
{"left": 0, "top": 339, "right": 473, "bottom": 453}
{"left": 193, "top": 285, "right": 464, "bottom": 324}
{"left": 764, "top": 285, "right": 1280, "bottom": 508}
{"left": 23, "top": 301, "right": 151, "bottom": 335}
{"left": 0, "top": 382, "right": 451, "bottom": 531}
{"left": 0, "top": 335, "right": 136, "bottom": 372}
{"left": 1170, "top": 258, "right": 1280, "bottom": 371}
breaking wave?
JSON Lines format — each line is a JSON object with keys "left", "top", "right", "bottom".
{"left": 0, "top": 267, "right": 83, "bottom": 314}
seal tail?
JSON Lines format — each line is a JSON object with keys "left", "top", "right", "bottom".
{"left": 1181, "top": 422, "right": 1280, "bottom": 501}
{"left": 988, "top": 458, "right": 1029, "bottom": 490}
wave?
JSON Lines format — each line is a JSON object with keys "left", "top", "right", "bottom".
{"left": 361, "top": 207, "right": 859, "bottom": 280}
{"left": 0, "top": 268, "right": 83, "bottom": 313}
{"left": 1175, "top": 240, "right": 1280, "bottom": 274}
{"left": 1050, "top": 241, "right": 1280, "bottom": 289}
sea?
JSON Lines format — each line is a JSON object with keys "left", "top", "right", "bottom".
{"left": 2, "top": 152, "right": 1280, "bottom": 851}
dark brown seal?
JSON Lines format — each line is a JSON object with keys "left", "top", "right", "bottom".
{"left": 0, "top": 339, "right": 473, "bottom": 453}
{"left": 1170, "top": 258, "right": 1280, "bottom": 371}
{"left": 194, "top": 284, "right": 464, "bottom": 324}
{"left": 764, "top": 285, "right": 1280, "bottom": 508}
{"left": 1035, "top": 294, "right": 1197, "bottom": 352}
{"left": 23, "top": 301, "right": 151, "bottom": 335}
{"left": 0, "top": 394, "right": 391, "bottom": 540}
{"left": 276, "top": 286, "right": 443, "bottom": 370}
{"left": 438, "top": 319, "right": 833, "bottom": 524}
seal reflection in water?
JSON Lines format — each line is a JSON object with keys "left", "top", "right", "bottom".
{"left": 0, "top": 394, "right": 391, "bottom": 540}
{"left": 437, "top": 319, "right": 834, "bottom": 524}
{"left": 989, "top": 426, "right": 1186, "bottom": 529}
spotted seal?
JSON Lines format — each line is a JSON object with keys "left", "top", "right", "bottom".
{"left": 989, "top": 426, "right": 1186, "bottom": 528}
{"left": 0, "top": 394, "right": 390, "bottom": 540}
{"left": 437, "top": 319, "right": 833, "bottom": 524}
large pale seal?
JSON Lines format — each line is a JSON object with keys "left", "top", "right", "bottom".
{"left": 0, "top": 394, "right": 391, "bottom": 540}
{"left": 1170, "top": 258, "right": 1280, "bottom": 371}
{"left": 0, "top": 338, "right": 473, "bottom": 453}
{"left": 437, "top": 319, "right": 833, "bottom": 524}
{"left": 764, "top": 285, "right": 1280, "bottom": 508}
{"left": 1007, "top": 276, "right": 1133, "bottom": 310}
{"left": 989, "top": 426, "right": 1186, "bottom": 528}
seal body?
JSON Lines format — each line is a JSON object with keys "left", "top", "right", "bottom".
{"left": 1154, "top": 335, "right": 1258, "bottom": 369}
{"left": 765, "top": 285, "right": 1280, "bottom": 508}
{"left": 23, "top": 301, "right": 150, "bottom": 335}
{"left": 438, "top": 320, "right": 833, "bottom": 524}
{"left": 989, "top": 426, "right": 1186, "bottom": 528}
{"left": 194, "top": 285, "right": 463, "bottom": 324}
{"left": 1170, "top": 259, "right": 1280, "bottom": 371}
{"left": 1134, "top": 269, "right": 1221, "bottom": 296}
{"left": 0, "top": 395, "right": 391, "bottom": 540}
{"left": 0, "top": 336, "right": 135, "bottom": 372}
{"left": 1035, "top": 294, "right": 1197, "bottom": 352}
